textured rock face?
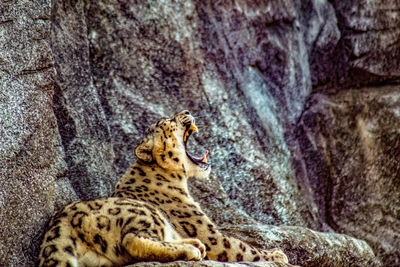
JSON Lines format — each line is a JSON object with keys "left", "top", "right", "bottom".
{"left": 0, "top": 0, "right": 56, "bottom": 265}
{"left": 0, "top": 0, "right": 399, "bottom": 266}
{"left": 128, "top": 260, "right": 286, "bottom": 267}
{"left": 295, "top": 87, "right": 400, "bottom": 265}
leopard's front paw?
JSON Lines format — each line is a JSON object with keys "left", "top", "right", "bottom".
{"left": 182, "top": 244, "right": 203, "bottom": 261}
{"left": 262, "top": 248, "right": 289, "bottom": 263}
{"left": 175, "top": 238, "right": 206, "bottom": 260}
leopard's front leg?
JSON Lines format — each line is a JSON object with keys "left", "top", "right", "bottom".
{"left": 167, "top": 204, "right": 289, "bottom": 263}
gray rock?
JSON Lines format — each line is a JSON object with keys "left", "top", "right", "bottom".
{"left": 225, "top": 225, "right": 381, "bottom": 267}
{"left": 0, "top": 0, "right": 398, "bottom": 266}
{"left": 128, "top": 260, "right": 286, "bottom": 267}
{"left": 0, "top": 0, "right": 56, "bottom": 265}
{"left": 295, "top": 87, "right": 400, "bottom": 266}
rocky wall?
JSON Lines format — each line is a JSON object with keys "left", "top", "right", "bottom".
{"left": 1, "top": 0, "right": 399, "bottom": 266}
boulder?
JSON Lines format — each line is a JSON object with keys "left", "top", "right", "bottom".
{"left": 295, "top": 87, "right": 400, "bottom": 265}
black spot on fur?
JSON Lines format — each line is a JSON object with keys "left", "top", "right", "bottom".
{"left": 179, "top": 221, "right": 197, "bottom": 237}
{"left": 240, "top": 242, "right": 247, "bottom": 252}
{"left": 217, "top": 251, "right": 229, "bottom": 261}
{"left": 156, "top": 182, "right": 163, "bottom": 186}
{"left": 168, "top": 186, "right": 187, "bottom": 196}
{"left": 143, "top": 178, "right": 151, "bottom": 184}
{"left": 63, "top": 246, "right": 74, "bottom": 256}
{"left": 138, "top": 220, "right": 151, "bottom": 228}
{"left": 53, "top": 211, "right": 68, "bottom": 220}
{"left": 253, "top": 256, "right": 260, "bottom": 262}
{"left": 251, "top": 249, "right": 257, "bottom": 255}
{"left": 236, "top": 253, "right": 244, "bottom": 261}
{"left": 78, "top": 233, "right": 87, "bottom": 244}
{"left": 223, "top": 238, "right": 231, "bottom": 249}
{"left": 94, "top": 234, "right": 108, "bottom": 253}
{"left": 69, "top": 237, "right": 77, "bottom": 247}
{"left": 124, "top": 216, "right": 138, "bottom": 227}
{"left": 96, "top": 215, "right": 111, "bottom": 231}
{"left": 171, "top": 196, "right": 182, "bottom": 203}
{"left": 130, "top": 170, "right": 135, "bottom": 175}
{"left": 148, "top": 199, "right": 158, "bottom": 206}
{"left": 196, "top": 219, "right": 203, "bottom": 224}
{"left": 208, "top": 237, "right": 217, "bottom": 245}
{"left": 182, "top": 164, "right": 186, "bottom": 173}
{"left": 155, "top": 174, "right": 170, "bottom": 182}
{"left": 168, "top": 151, "right": 173, "bottom": 157}
{"left": 171, "top": 210, "right": 191, "bottom": 218}
{"left": 205, "top": 243, "right": 211, "bottom": 252}
{"left": 160, "top": 228, "right": 165, "bottom": 238}
{"left": 207, "top": 224, "right": 216, "bottom": 234}
{"left": 173, "top": 158, "right": 179, "bottom": 162}
{"left": 133, "top": 167, "right": 146, "bottom": 176}
{"left": 192, "top": 210, "right": 204, "bottom": 216}
{"left": 177, "top": 174, "right": 182, "bottom": 180}
{"left": 114, "top": 244, "right": 127, "bottom": 257}
{"left": 108, "top": 207, "right": 121, "bottom": 215}
{"left": 152, "top": 229, "right": 158, "bottom": 236}
{"left": 161, "top": 154, "right": 166, "bottom": 161}
{"left": 116, "top": 217, "right": 124, "bottom": 227}
{"left": 155, "top": 197, "right": 165, "bottom": 204}
{"left": 88, "top": 201, "right": 102, "bottom": 210}
{"left": 71, "top": 211, "right": 88, "bottom": 228}
{"left": 42, "top": 244, "right": 57, "bottom": 257}
{"left": 126, "top": 178, "right": 136, "bottom": 184}
{"left": 46, "top": 226, "right": 60, "bottom": 242}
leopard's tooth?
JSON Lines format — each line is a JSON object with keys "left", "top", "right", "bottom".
{"left": 184, "top": 131, "right": 189, "bottom": 142}
{"left": 201, "top": 150, "right": 209, "bottom": 163}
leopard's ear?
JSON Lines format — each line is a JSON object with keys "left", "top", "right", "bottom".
{"left": 135, "top": 136, "right": 154, "bottom": 162}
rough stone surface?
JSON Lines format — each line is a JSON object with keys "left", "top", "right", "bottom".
{"left": 128, "top": 260, "right": 287, "bottom": 267}
{"left": 0, "top": 0, "right": 56, "bottom": 265}
{"left": 225, "top": 225, "right": 380, "bottom": 267}
{"left": 1, "top": 0, "right": 399, "bottom": 266}
{"left": 128, "top": 260, "right": 286, "bottom": 267}
{"left": 294, "top": 86, "right": 400, "bottom": 266}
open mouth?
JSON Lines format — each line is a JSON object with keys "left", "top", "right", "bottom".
{"left": 183, "top": 123, "right": 209, "bottom": 165}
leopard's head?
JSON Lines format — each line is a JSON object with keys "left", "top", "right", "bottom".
{"left": 135, "top": 110, "right": 211, "bottom": 179}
